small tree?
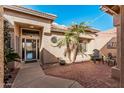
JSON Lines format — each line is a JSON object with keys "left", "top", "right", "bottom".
{"left": 57, "top": 31, "right": 75, "bottom": 63}
{"left": 57, "top": 22, "right": 89, "bottom": 63}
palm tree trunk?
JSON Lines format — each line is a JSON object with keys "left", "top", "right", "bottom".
{"left": 72, "top": 45, "right": 78, "bottom": 63}
{"left": 67, "top": 49, "right": 72, "bottom": 63}
{"left": 65, "top": 44, "right": 72, "bottom": 63}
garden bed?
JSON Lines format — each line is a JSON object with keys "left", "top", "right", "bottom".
{"left": 4, "top": 68, "right": 20, "bottom": 88}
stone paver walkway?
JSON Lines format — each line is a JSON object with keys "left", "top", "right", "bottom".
{"left": 12, "top": 62, "right": 83, "bottom": 88}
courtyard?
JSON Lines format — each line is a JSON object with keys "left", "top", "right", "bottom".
{"left": 11, "top": 62, "right": 83, "bottom": 88}
{"left": 11, "top": 61, "right": 119, "bottom": 88}
{"left": 44, "top": 61, "right": 119, "bottom": 88}
{"left": 0, "top": 5, "right": 123, "bottom": 88}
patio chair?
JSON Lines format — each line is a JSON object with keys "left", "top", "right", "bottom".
{"left": 91, "top": 49, "right": 103, "bottom": 64}
{"left": 106, "top": 53, "right": 117, "bottom": 66}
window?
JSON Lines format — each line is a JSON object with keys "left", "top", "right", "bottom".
{"left": 107, "top": 42, "right": 117, "bottom": 49}
{"left": 81, "top": 42, "right": 87, "bottom": 52}
{"left": 51, "top": 36, "right": 58, "bottom": 43}
{"left": 22, "top": 29, "right": 39, "bottom": 38}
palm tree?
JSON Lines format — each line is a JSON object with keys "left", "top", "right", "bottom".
{"left": 57, "top": 22, "right": 89, "bottom": 63}
{"left": 57, "top": 31, "right": 75, "bottom": 63}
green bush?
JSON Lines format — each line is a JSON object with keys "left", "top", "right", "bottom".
{"left": 5, "top": 48, "right": 20, "bottom": 63}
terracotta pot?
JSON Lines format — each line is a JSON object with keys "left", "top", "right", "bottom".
{"left": 7, "top": 61, "right": 20, "bottom": 70}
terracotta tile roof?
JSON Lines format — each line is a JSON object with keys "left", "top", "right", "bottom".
{"left": 51, "top": 22, "right": 100, "bottom": 33}
{"left": 51, "top": 23, "right": 68, "bottom": 32}
{"left": 96, "top": 28, "right": 117, "bottom": 37}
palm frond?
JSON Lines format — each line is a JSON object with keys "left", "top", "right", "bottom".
{"left": 56, "top": 38, "right": 66, "bottom": 48}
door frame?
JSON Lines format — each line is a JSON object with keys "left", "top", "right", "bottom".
{"left": 21, "top": 28, "right": 40, "bottom": 62}
{"left": 24, "top": 38, "right": 38, "bottom": 61}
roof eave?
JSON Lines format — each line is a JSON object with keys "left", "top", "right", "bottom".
{"left": 86, "top": 28, "right": 100, "bottom": 33}
{"left": 3, "top": 5, "right": 57, "bottom": 20}
{"left": 100, "top": 5, "right": 120, "bottom": 16}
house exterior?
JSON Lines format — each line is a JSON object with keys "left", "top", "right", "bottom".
{"left": 0, "top": 5, "right": 99, "bottom": 68}
{"left": 0, "top": 6, "right": 100, "bottom": 87}
{"left": 0, "top": 5, "right": 120, "bottom": 87}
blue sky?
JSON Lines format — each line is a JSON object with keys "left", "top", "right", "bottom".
{"left": 24, "top": 5, "right": 113, "bottom": 31}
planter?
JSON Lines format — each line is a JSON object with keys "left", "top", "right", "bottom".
{"left": 7, "top": 61, "right": 21, "bottom": 71}
{"left": 59, "top": 59, "right": 66, "bottom": 65}
{"left": 7, "top": 62, "right": 15, "bottom": 71}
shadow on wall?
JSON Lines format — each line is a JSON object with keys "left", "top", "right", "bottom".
{"left": 41, "top": 48, "right": 59, "bottom": 65}
{"left": 100, "top": 37, "right": 117, "bottom": 56}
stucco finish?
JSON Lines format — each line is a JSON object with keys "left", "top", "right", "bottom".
{"left": 101, "top": 37, "right": 117, "bottom": 56}
{"left": 4, "top": 8, "right": 52, "bottom": 33}
{"left": 42, "top": 32, "right": 96, "bottom": 64}
{"left": 0, "top": 6, "right": 4, "bottom": 88}
{"left": 41, "top": 32, "right": 67, "bottom": 64}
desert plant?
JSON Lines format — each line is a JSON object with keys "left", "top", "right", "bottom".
{"left": 57, "top": 22, "right": 90, "bottom": 63}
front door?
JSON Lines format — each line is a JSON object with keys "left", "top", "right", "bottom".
{"left": 25, "top": 39, "right": 36, "bottom": 61}
{"left": 21, "top": 29, "right": 40, "bottom": 62}
{"left": 22, "top": 38, "right": 39, "bottom": 62}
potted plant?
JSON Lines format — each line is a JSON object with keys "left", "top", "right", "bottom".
{"left": 5, "top": 48, "right": 20, "bottom": 70}
{"left": 59, "top": 57, "right": 66, "bottom": 65}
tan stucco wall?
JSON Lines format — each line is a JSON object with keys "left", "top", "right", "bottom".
{"left": 100, "top": 37, "right": 117, "bottom": 56}
{"left": 41, "top": 32, "right": 66, "bottom": 64}
{"left": 85, "top": 33, "right": 96, "bottom": 54}
{"left": 0, "top": 6, "right": 4, "bottom": 87}
{"left": 3, "top": 9, "right": 52, "bottom": 33}
{"left": 42, "top": 32, "right": 96, "bottom": 64}
{"left": 89, "top": 28, "right": 117, "bottom": 53}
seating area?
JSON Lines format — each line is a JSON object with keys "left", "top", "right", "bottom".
{"left": 91, "top": 49, "right": 117, "bottom": 66}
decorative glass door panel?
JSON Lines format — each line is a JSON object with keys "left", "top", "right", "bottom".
{"left": 26, "top": 39, "right": 36, "bottom": 61}
{"left": 22, "top": 38, "right": 40, "bottom": 62}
